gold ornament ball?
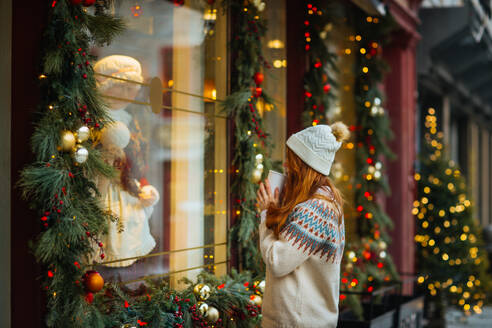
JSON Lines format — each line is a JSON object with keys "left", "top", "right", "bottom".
{"left": 205, "top": 306, "right": 220, "bottom": 323}
{"left": 60, "top": 130, "right": 76, "bottom": 152}
{"left": 73, "top": 145, "right": 89, "bottom": 164}
{"left": 194, "top": 283, "right": 211, "bottom": 301}
{"left": 76, "top": 125, "right": 91, "bottom": 143}
{"left": 85, "top": 271, "right": 104, "bottom": 293}
{"left": 249, "top": 294, "right": 263, "bottom": 307}
{"left": 197, "top": 301, "right": 209, "bottom": 316}
{"left": 252, "top": 168, "right": 263, "bottom": 183}
{"left": 378, "top": 241, "right": 387, "bottom": 250}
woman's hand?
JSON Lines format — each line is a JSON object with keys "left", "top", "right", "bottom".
{"left": 256, "top": 179, "right": 279, "bottom": 212}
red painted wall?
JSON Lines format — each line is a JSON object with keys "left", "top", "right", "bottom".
{"left": 384, "top": 0, "right": 421, "bottom": 282}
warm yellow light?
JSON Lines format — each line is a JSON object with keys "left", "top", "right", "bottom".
{"left": 360, "top": 48, "right": 366, "bottom": 54}
{"left": 442, "top": 253, "right": 449, "bottom": 261}
{"left": 428, "top": 108, "right": 435, "bottom": 114}
{"left": 355, "top": 35, "right": 362, "bottom": 41}
{"left": 428, "top": 239, "right": 435, "bottom": 246}
{"left": 364, "top": 101, "right": 371, "bottom": 107}
{"left": 463, "top": 225, "right": 469, "bottom": 232}
{"left": 444, "top": 221, "right": 450, "bottom": 228}
{"left": 362, "top": 67, "right": 369, "bottom": 73}
{"left": 345, "top": 48, "right": 351, "bottom": 55}
{"left": 424, "top": 187, "right": 430, "bottom": 194}
{"left": 460, "top": 234, "right": 467, "bottom": 241}
{"left": 417, "top": 276, "right": 425, "bottom": 283}
{"left": 438, "top": 210, "right": 445, "bottom": 217}
{"left": 422, "top": 221, "right": 429, "bottom": 228}
{"left": 464, "top": 304, "right": 470, "bottom": 311}
{"left": 414, "top": 173, "right": 421, "bottom": 181}
{"left": 450, "top": 286, "right": 457, "bottom": 292}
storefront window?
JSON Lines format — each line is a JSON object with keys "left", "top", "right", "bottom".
{"left": 91, "top": 0, "right": 228, "bottom": 288}
{"left": 262, "top": 0, "right": 287, "bottom": 164}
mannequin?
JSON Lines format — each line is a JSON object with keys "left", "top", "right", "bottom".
{"left": 93, "top": 55, "right": 159, "bottom": 267}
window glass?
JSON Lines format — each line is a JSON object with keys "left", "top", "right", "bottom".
{"left": 91, "top": 0, "right": 228, "bottom": 288}
{"left": 262, "top": 0, "right": 287, "bottom": 164}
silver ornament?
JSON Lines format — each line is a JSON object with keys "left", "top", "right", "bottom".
{"left": 258, "top": 280, "right": 265, "bottom": 294}
{"left": 198, "top": 302, "right": 209, "bottom": 316}
{"left": 73, "top": 145, "right": 89, "bottom": 164}
{"left": 76, "top": 126, "right": 90, "bottom": 143}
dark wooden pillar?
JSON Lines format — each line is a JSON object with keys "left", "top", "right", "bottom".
{"left": 11, "top": 1, "right": 48, "bottom": 326}
{"left": 286, "top": 0, "right": 306, "bottom": 137}
{"left": 384, "top": 1, "right": 421, "bottom": 282}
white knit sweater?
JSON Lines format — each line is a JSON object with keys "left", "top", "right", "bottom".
{"left": 259, "top": 187, "right": 345, "bottom": 328}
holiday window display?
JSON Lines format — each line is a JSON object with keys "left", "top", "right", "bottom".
{"left": 93, "top": 55, "right": 160, "bottom": 267}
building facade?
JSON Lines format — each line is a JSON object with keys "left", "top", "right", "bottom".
{"left": 6, "top": 0, "right": 422, "bottom": 326}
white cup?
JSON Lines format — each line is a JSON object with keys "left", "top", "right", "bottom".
{"left": 267, "top": 170, "right": 286, "bottom": 195}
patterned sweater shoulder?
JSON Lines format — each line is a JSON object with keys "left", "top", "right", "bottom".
{"left": 280, "top": 197, "right": 345, "bottom": 263}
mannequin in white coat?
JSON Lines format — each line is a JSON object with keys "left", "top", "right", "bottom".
{"left": 93, "top": 55, "right": 159, "bottom": 267}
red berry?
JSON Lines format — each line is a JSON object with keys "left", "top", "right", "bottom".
{"left": 82, "top": 73, "right": 87, "bottom": 79}
{"left": 100, "top": 253, "right": 105, "bottom": 259}
{"left": 98, "top": 242, "right": 103, "bottom": 248}
{"left": 86, "top": 231, "right": 91, "bottom": 237}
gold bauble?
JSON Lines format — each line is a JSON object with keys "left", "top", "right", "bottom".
{"left": 85, "top": 271, "right": 104, "bottom": 293}
{"left": 73, "top": 145, "right": 89, "bottom": 164}
{"left": 249, "top": 294, "right": 263, "bottom": 307}
{"left": 205, "top": 306, "right": 220, "bottom": 323}
{"left": 252, "top": 168, "right": 263, "bottom": 183}
{"left": 76, "top": 125, "right": 91, "bottom": 143}
{"left": 197, "top": 302, "right": 209, "bottom": 316}
{"left": 193, "top": 283, "right": 211, "bottom": 301}
{"left": 60, "top": 130, "right": 76, "bottom": 152}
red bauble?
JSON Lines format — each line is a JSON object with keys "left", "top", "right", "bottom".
{"left": 85, "top": 292, "right": 94, "bottom": 304}
{"left": 253, "top": 72, "right": 264, "bottom": 86}
{"left": 83, "top": 0, "right": 96, "bottom": 6}
{"left": 254, "top": 87, "right": 262, "bottom": 98}
{"left": 323, "top": 84, "right": 331, "bottom": 93}
{"left": 84, "top": 271, "right": 104, "bottom": 293}
{"left": 71, "top": 0, "right": 83, "bottom": 4}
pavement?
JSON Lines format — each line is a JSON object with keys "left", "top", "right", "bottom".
{"left": 445, "top": 306, "right": 492, "bottom": 327}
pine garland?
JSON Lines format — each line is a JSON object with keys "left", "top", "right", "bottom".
{"left": 339, "top": 8, "right": 400, "bottom": 317}
{"left": 20, "top": 0, "right": 267, "bottom": 326}
{"left": 19, "top": 1, "right": 124, "bottom": 326}
{"left": 415, "top": 108, "right": 491, "bottom": 318}
{"left": 222, "top": 0, "right": 275, "bottom": 274}
{"left": 301, "top": 0, "right": 341, "bottom": 127}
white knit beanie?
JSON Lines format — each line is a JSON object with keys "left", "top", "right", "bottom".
{"left": 286, "top": 122, "right": 350, "bottom": 175}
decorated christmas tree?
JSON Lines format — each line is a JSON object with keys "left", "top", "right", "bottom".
{"left": 415, "top": 108, "right": 491, "bottom": 320}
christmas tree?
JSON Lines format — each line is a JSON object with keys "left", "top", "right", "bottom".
{"left": 415, "top": 107, "right": 491, "bottom": 319}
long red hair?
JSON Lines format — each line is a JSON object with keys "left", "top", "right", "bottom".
{"left": 266, "top": 148, "right": 344, "bottom": 237}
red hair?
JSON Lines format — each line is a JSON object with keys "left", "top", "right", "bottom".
{"left": 266, "top": 148, "right": 343, "bottom": 237}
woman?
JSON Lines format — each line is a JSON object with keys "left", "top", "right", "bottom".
{"left": 256, "top": 122, "right": 349, "bottom": 328}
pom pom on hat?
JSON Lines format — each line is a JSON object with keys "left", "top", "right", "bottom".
{"left": 330, "top": 121, "right": 350, "bottom": 142}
